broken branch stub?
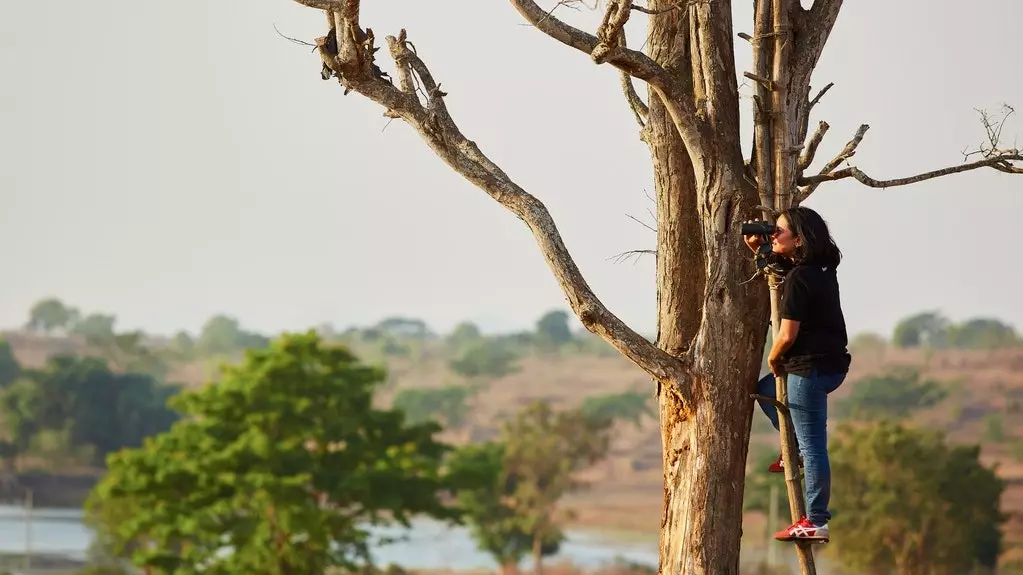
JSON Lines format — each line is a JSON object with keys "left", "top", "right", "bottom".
{"left": 297, "top": 2, "right": 685, "bottom": 389}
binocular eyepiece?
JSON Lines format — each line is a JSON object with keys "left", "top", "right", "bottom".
{"left": 741, "top": 220, "right": 777, "bottom": 236}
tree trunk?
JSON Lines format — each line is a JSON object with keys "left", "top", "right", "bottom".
{"left": 500, "top": 559, "right": 520, "bottom": 575}
{"left": 646, "top": 5, "right": 771, "bottom": 574}
{"left": 532, "top": 532, "right": 543, "bottom": 575}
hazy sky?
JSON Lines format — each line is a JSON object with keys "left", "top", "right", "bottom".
{"left": 2, "top": 1, "right": 1020, "bottom": 339}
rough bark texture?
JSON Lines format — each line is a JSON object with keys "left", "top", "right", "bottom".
{"left": 644, "top": 3, "right": 770, "bottom": 574}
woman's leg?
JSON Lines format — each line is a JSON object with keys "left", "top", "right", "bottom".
{"left": 787, "top": 371, "right": 833, "bottom": 526}
{"left": 754, "top": 373, "right": 781, "bottom": 431}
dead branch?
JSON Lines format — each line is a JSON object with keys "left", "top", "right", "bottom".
{"left": 807, "top": 82, "right": 834, "bottom": 111}
{"left": 297, "top": 2, "right": 685, "bottom": 386}
{"left": 793, "top": 0, "right": 843, "bottom": 79}
{"left": 292, "top": 0, "right": 345, "bottom": 9}
{"left": 508, "top": 0, "right": 707, "bottom": 170}
{"left": 798, "top": 152, "right": 1023, "bottom": 190}
{"left": 508, "top": 0, "right": 669, "bottom": 84}
{"left": 593, "top": 0, "right": 633, "bottom": 64}
{"left": 609, "top": 249, "right": 656, "bottom": 264}
{"left": 617, "top": 30, "right": 648, "bottom": 127}
{"left": 631, "top": 2, "right": 677, "bottom": 14}
{"left": 964, "top": 105, "right": 1019, "bottom": 161}
{"left": 798, "top": 120, "right": 829, "bottom": 172}
{"left": 796, "top": 123, "right": 868, "bottom": 200}
{"left": 743, "top": 72, "right": 774, "bottom": 90}
{"left": 274, "top": 24, "right": 317, "bottom": 48}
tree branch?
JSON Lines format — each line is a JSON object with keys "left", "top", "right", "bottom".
{"left": 508, "top": 0, "right": 708, "bottom": 173}
{"left": 797, "top": 123, "right": 867, "bottom": 200}
{"left": 797, "top": 120, "right": 829, "bottom": 172}
{"left": 617, "top": 28, "right": 648, "bottom": 128}
{"left": 798, "top": 152, "right": 1023, "bottom": 190}
{"left": 793, "top": 0, "right": 843, "bottom": 77}
{"left": 508, "top": 0, "right": 669, "bottom": 84}
{"left": 298, "top": 4, "right": 686, "bottom": 385}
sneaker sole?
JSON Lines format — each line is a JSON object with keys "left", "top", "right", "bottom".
{"left": 775, "top": 535, "right": 830, "bottom": 544}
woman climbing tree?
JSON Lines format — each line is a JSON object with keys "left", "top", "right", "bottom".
{"left": 745, "top": 206, "right": 851, "bottom": 544}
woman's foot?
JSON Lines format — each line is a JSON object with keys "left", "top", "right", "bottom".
{"left": 767, "top": 452, "right": 804, "bottom": 473}
{"left": 774, "top": 516, "right": 830, "bottom": 543}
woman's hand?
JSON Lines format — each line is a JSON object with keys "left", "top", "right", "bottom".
{"left": 768, "top": 354, "right": 786, "bottom": 377}
{"left": 742, "top": 220, "right": 764, "bottom": 253}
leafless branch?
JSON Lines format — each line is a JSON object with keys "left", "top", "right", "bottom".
{"left": 631, "top": 3, "right": 676, "bottom": 14}
{"left": 796, "top": 123, "right": 868, "bottom": 200}
{"left": 807, "top": 82, "right": 834, "bottom": 111}
{"left": 797, "top": 120, "right": 829, "bottom": 172}
{"left": 508, "top": 0, "right": 669, "bottom": 84}
{"left": 292, "top": 0, "right": 345, "bottom": 9}
{"left": 609, "top": 249, "right": 656, "bottom": 264}
{"left": 274, "top": 24, "right": 317, "bottom": 48}
{"left": 798, "top": 153, "right": 1023, "bottom": 189}
{"left": 743, "top": 72, "right": 774, "bottom": 90}
{"left": 799, "top": 107, "right": 1023, "bottom": 196}
{"left": 508, "top": 0, "right": 707, "bottom": 168}
{"left": 964, "top": 105, "right": 1019, "bottom": 160}
{"left": 626, "top": 213, "right": 657, "bottom": 233}
{"left": 793, "top": 0, "right": 843, "bottom": 79}
{"left": 297, "top": 2, "right": 685, "bottom": 385}
{"left": 751, "top": 394, "right": 789, "bottom": 415}
{"left": 617, "top": 29, "right": 648, "bottom": 127}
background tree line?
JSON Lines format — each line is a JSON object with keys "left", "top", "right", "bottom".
{"left": 5, "top": 297, "right": 1023, "bottom": 573}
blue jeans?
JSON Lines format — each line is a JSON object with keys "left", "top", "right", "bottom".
{"left": 755, "top": 369, "right": 846, "bottom": 526}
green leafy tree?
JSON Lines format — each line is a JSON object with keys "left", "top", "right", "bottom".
{"left": 376, "top": 316, "right": 433, "bottom": 339}
{"left": 834, "top": 367, "right": 948, "bottom": 420}
{"left": 848, "top": 332, "right": 888, "bottom": 359}
{"left": 830, "top": 421, "right": 1006, "bottom": 574}
{"left": 447, "top": 321, "right": 483, "bottom": 350}
{"left": 534, "top": 310, "right": 573, "bottom": 352}
{"left": 0, "top": 339, "right": 20, "bottom": 388}
{"left": 449, "top": 339, "right": 520, "bottom": 380}
{"left": 579, "top": 390, "right": 654, "bottom": 429}
{"left": 446, "top": 442, "right": 562, "bottom": 575}
{"left": 71, "top": 313, "right": 117, "bottom": 339}
{"left": 892, "top": 311, "right": 950, "bottom": 349}
{"left": 196, "top": 314, "right": 270, "bottom": 356}
{"left": 983, "top": 413, "right": 1005, "bottom": 443}
{"left": 946, "top": 318, "right": 1019, "bottom": 349}
{"left": 25, "top": 297, "right": 79, "bottom": 333}
{"left": 502, "top": 401, "right": 614, "bottom": 575}
{"left": 0, "top": 356, "right": 179, "bottom": 467}
{"left": 85, "top": 331, "right": 458, "bottom": 575}
{"left": 392, "top": 385, "right": 475, "bottom": 428}
{"left": 86, "top": 330, "right": 169, "bottom": 379}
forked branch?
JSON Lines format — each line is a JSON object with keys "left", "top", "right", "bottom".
{"left": 799, "top": 153, "right": 1023, "bottom": 190}
{"left": 798, "top": 115, "right": 1023, "bottom": 199}
{"left": 297, "top": 2, "right": 685, "bottom": 386}
{"left": 509, "top": 0, "right": 669, "bottom": 84}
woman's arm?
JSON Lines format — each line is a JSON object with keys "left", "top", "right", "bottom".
{"left": 768, "top": 319, "right": 801, "bottom": 375}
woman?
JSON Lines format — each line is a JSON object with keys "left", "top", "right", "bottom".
{"left": 744, "top": 206, "right": 851, "bottom": 544}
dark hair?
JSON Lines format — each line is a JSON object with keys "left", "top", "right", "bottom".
{"left": 779, "top": 206, "right": 842, "bottom": 270}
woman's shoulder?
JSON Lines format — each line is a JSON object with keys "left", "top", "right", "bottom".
{"left": 788, "top": 263, "right": 832, "bottom": 282}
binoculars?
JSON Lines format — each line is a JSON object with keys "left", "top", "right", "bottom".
{"left": 741, "top": 220, "right": 777, "bottom": 236}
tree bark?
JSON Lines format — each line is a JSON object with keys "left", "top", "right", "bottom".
{"left": 645, "top": 5, "right": 770, "bottom": 574}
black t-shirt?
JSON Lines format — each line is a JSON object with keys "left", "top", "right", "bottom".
{"left": 780, "top": 263, "right": 852, "bottom": 377}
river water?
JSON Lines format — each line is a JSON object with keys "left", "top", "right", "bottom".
{"left": 0, "top": 505, "right": 830, "bottom": 572}
{"left": 0, "top": 505, "right": 659, "bottom": 570}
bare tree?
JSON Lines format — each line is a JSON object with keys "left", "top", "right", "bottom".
{"left": 284, "top": 0, "right": 1022, "bottom": 573}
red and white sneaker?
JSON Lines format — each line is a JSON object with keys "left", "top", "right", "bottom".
{"left": 774, "top": 516, "right": 830, "bottom": 543}
{"left": 767, "top": 453, "right": 804, "bottom": 473}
